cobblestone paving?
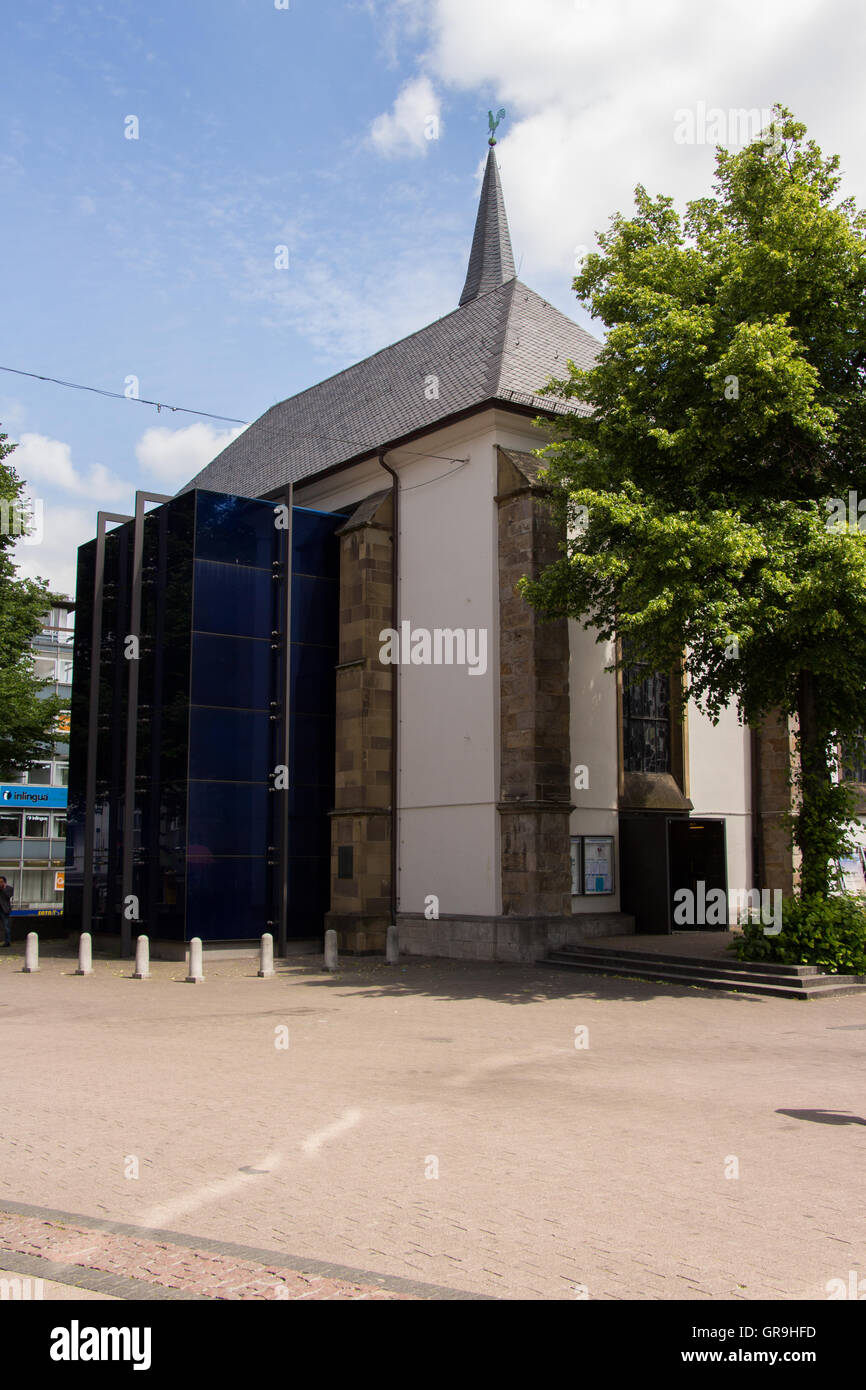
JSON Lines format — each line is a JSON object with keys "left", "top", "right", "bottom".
{"left": 0, "top": 1264, "right": 118, "bottom": 1300}
{"left": 0, "top": 1211, "right": 414, "bottom": 1299}
{"left": 2, "top": 942, "right": 865, "bottom": 1300}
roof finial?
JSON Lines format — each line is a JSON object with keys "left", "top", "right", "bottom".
{"left": 459, "top": 132, "right": 517, "bottom": 305}
{"left": 487, "top": 107, "right": 506, "bottom": 146}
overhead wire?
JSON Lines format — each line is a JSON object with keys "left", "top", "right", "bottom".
{"left": 0, "top": 363, "right": 473, "bottom": 465}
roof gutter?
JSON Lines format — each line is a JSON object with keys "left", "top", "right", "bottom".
{"left": 378, "top": 447, "right": 399, "bottom": 928}
{"left": 261, "top": 397, "right": 558, "bottom": 503}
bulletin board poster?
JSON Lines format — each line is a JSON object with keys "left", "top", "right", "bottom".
{"left": 583, "top": 836, "right": 614, "bottom": 895}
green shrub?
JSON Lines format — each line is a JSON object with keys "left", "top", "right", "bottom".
{"left": 730, "top": 893, "right": 866, "bottom": 975}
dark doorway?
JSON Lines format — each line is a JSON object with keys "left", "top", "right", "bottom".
{"left": 619, "top": 813, "right": 685, "bottom": 934}
{"left": 668, "top": 818, "right": 727, "bottom": 931}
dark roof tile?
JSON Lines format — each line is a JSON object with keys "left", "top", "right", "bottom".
{"left": 182, "top": 280, "right": 599, "bottom": 499}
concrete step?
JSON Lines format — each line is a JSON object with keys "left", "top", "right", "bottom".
{"left": 556, "top": 942, "right": 820, "bottom": 976}
{"left": 538, "top": 953, "right": 866, "bottom": 1000}
{"left": 547, "top": 950, "right": 819, "bottom": 989}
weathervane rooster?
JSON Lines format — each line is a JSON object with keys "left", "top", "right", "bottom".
{"left": 487, "top": 107, "right": 506, "bottom": 145}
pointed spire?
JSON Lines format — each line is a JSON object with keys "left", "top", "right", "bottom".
{"left": 459, "top": 145, "right": 516, "bottom": 306}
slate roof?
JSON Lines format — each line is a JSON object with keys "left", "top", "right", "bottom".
{"left": 181, "top": 152, "right": 600, "bottom": 501}
{"left": 459, "top": 146, "right": 516, "bottom": 305}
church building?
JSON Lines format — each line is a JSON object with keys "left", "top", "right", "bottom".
{"left": 65, "top": 143, "right": 793, "bottom": 962}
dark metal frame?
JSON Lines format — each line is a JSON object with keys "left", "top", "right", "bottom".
{"left": 278, "top": 483, "right": 293, "bottom": 957}
{"left": 119, "top": 491, "right": 171, "bottom": 956}
{"left": 82, "top": 510, "right": 133, "bottom": 937}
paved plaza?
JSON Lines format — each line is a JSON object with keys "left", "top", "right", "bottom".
{"left": 1, "top": 941, "right": 865, "bottom": 1300}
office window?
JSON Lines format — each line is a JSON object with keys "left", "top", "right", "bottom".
{"left": 21, "top": 869, "right": 52, "bottom": 902}
{"left": 24, "top": 815, "right": 48, "bottom": 839}
{"left": 54, "top": 763, "right": 69, "bottom": 787}
{"left": 33, "top": 657, "right": 56, "bottom": 681}
{"left": 52, "top": 816, "right": 67, "bottom": 840}
{"left": 27, "top": 764, "right": 52, "bottom": 785}
{"left": 0, "top": 813, "right": 21, "bottom": 838}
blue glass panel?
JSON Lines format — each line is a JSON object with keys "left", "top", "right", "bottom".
{"left": 195, "top": 492, "right": 279, "bottom": 569}
{"left": 289, "top": 866, "right": 330, "bottom": 916}
{"left": 291, "top": 574, "right": 340, "bottom": 645}
{"left": 286, "top": 783, "right": 333, "bottom": 818}
{"left": 290, "top": 642, "right": 335, "bottom": 715}
{"left": 291, "top": 508, "right": 344, "bottom": 577}
{"left": 189, "top": 708, "right": 271, "bottom": 782}
{"left": 188, "top": 782, "right": 270, "bottom": 858}
{"left": 191, "top": 633, "right": 271, "bottom": 710}
{"left": 193, "top": 560, "right": 274, "bottom": 639}
{"left": 287, "top": 815, "right": 331, "bottom": 857}
{"left": 291, "top": 714, "right": 334, "bottom": 787}
{"left": 187, "top": 858, "right": 269, "bottom": 940}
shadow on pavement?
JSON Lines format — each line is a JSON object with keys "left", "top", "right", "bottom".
{"left": 776, "top": 1108, "right": 866, "bottom": 1126}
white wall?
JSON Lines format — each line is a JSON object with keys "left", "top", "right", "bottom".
{"left": 299, "top": 411, "right": 527, "bottom": 917}
{"left": 297, "top": 412, "right": 756, "bottom": 921}
{"left": 687, "top": 700, "right": 753, "bottom": 891}
{"left": 568, "top": 621, "right": 621, "bottom": 912}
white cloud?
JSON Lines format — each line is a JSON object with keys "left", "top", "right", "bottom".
{"left": 6, "top": 434, "right": 128, "bottom": 597}
{"left": 13, "top": 503, "right": 99, "bottom": 599}
{"left": 135, "top": 422, "right": 246, "bottom": 489}
{"left": 370, "top": 74, "right": 442, "bottom": 157}
{"left": 9, "top": 422, "right": 245, "bottom": 596}
{"left": 12, "top": 433, "right": 127, "bottom": 502}
{"left": 246, "top": 247, "right": 458, "bottom": 364}
{"left": 379, "top": 0, "right": 866, "bottom": 287}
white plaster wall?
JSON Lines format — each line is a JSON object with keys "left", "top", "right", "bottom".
{"left": 568, "top": 621, "right": 622, "bottom": 912}
{"left": 297, "top": 419, "right": 760, "bottom": 921}
{"left": 687, "top": 699, "right": 753, "bottom": 891}
{"left": 395, "top": 420, "right": 499, "bottom": 915}
{"left": 298, "top": 412, "right": 520, "bottom": 917}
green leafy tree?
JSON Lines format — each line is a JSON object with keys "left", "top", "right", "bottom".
{"left": 0, "top": 427, "right": 65, "bottom": 775}
{"left": 521, "top": 107, "right": 866, "bottom": 899}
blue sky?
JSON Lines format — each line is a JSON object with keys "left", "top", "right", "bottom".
{"left": 3, "top": 0, "right": 865, "bottom": 593}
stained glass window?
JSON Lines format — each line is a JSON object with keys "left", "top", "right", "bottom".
{"left": 622, "top": 646, "right": 672, "bottom": 774}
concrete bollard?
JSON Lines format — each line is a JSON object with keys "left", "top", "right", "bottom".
{"left": 75, "top": 932, "right": 93, "bottom": 976}
{"left": 386, "top": 924, "right": 399, "bottom": 965}
{"left": 185, "top": 936, "right": 204, "bottom": 983}
{"left": 133, "top": 935, "right": 150, "bottom": 980}
{"left": 22, "top": 932, "right": 38, "bottom": 973}
{"left": 324, "top": 928, "right": 338, "bottom": 972}
{"left": 258, "top": 932, "right": 274, "bottom": 978}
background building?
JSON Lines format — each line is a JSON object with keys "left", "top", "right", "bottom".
{"left": 0, "top": 597, "right": 73, "bottom": 918}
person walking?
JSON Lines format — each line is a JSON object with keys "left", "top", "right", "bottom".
{"left": 0, "top": 876, "right": 13, "bottom": 946}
